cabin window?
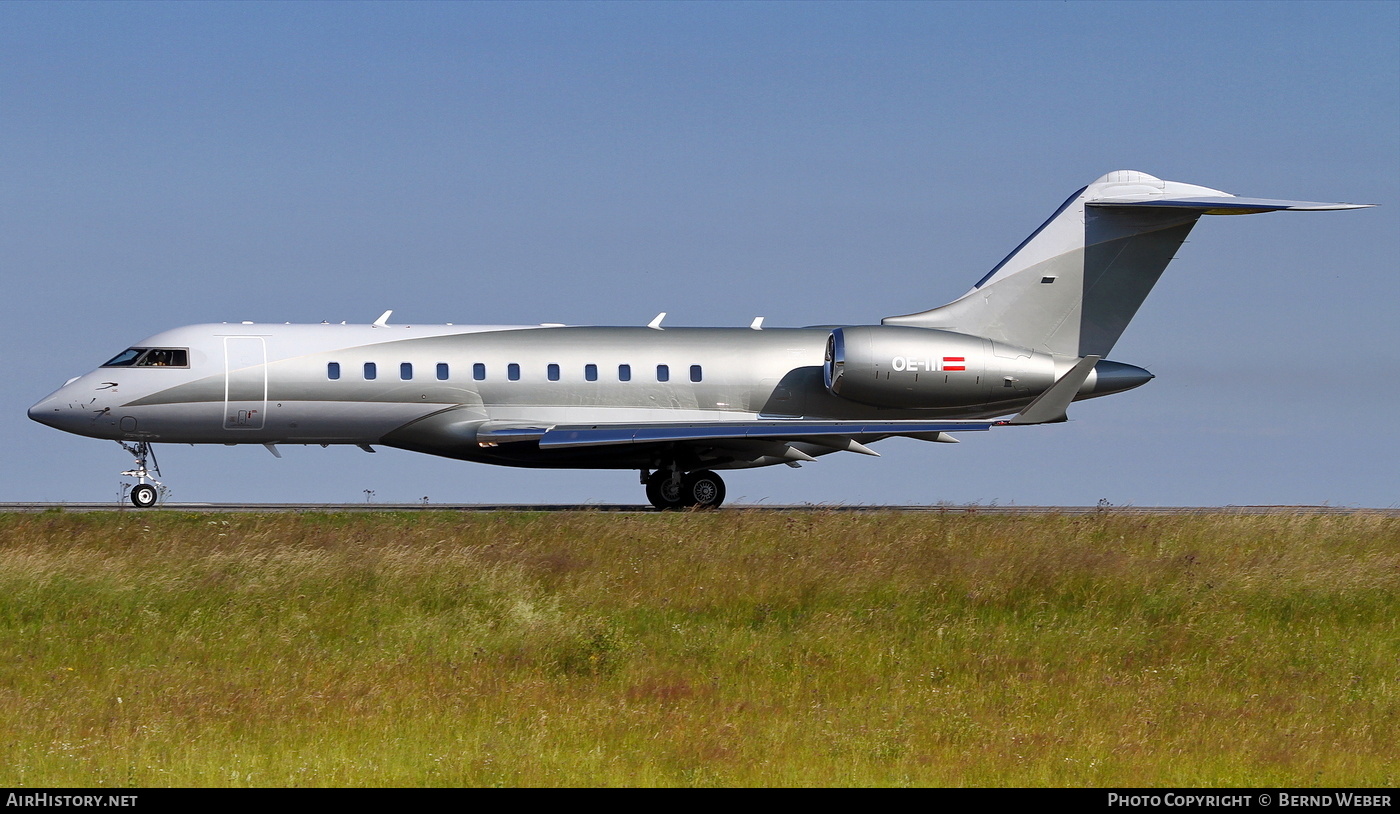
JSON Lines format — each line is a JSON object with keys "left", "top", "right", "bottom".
{"left": 657, "top": 364, "right": 670, "bottom": 382}
{"left": 585, "top": 364, "right": 598, "bottom": 382}
{"left": 473, "top": 363, "right": 486, "bottom": 381}
{"left": 690, "top": 365, "right": 703, "bottom": 383}
{"left": 400, "top": 363, "right": 413, "bottom": 380}
{"left": 364, "top": 362, "right": 377, "bottom": 380}
{"left": 508, "top": 363, "right": 520, "bottom": 381}
{"left": 436, "top": 363, "right": 449, "bottom": 381}
{"left": 618, "top": 364, "right": 631, "bottom": 382}
{"left": 547, "top": 363, "right": 560, "bottom": 382}
{"left": 327, "top": 362, "right": 341, "bottom": 380}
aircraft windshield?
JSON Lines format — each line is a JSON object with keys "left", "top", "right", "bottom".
{"left": 102, "top": 348, "right": 189, "bottom": 368}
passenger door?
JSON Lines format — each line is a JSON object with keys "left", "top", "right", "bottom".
{"left": 223, "top": 336, "right": 267, "bottom": 430}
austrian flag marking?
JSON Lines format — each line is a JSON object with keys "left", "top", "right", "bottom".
{"left": 942, "top": 357, "right": 966, "bottom": 372}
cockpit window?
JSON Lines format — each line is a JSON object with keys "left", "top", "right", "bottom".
{"left": 140, "top": 348, "right": 187, "bottom": 367}
{"left": 102, "top": 348, "right": 189, "bottom": 368}
{"left": 103, "top": 348, "right": 145, "bottom": 367}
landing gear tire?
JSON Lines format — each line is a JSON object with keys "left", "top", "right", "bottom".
{"left": 645, "top": 470, "right": 685, "bottom": 511}
{"left": 130, "top": 483, "right": 158, "bottom": 508}
{"left": 645, "top": 470, "right": 726, "bottom": 510}
{"left": 682, "top": 470, "right": 725, "bottom": 509}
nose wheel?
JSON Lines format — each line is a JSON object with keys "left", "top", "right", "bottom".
{"left": 119, "top": 441, "right": 165, "bottom": 508}
{"left": 129, "top": 482, "right": 158, "bottom": 508}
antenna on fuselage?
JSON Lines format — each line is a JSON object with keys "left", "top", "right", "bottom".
{"left": 373, "top": 310, "right": 393, "bottom": 327}
{"left": 647, "top": 312, "right": 666, "bottom": 330}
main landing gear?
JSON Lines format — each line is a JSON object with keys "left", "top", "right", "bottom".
{"left": 643, "top": 468, "right": 726, "bottom": 510}
{"left": 119, "top": 441, "right": 164, "bottom": 508}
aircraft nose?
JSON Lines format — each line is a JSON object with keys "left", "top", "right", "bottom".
{"left": 29, "top": 393, "right": 71, "bottom": 430}
{"left": 28, "top": 381, "right": 94, "bottom": 434}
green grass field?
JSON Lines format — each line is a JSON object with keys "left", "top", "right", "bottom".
{"left": 1, "top": 510, "right": 1395, "bottom": 787}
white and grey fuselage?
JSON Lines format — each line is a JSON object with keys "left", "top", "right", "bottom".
{"left": 30, "top": 320, "right": 1146, "bottom": 472}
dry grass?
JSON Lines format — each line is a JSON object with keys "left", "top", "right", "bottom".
{"left": 0, "top": 510, "right": 1396, "bottom": 786}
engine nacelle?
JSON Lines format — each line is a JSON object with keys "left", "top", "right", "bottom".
{"left": 824, "top": 326, "right": 1059, "bottom": 409}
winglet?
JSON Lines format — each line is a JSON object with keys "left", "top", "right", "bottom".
{"left": 1005, "top": 355, "right": 1101, "bottom": 425}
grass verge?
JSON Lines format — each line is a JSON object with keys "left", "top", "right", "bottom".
{"left": 1, "top": 510, "right": 1396, "bottom": 786}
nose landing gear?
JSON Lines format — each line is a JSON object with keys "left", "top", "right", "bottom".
{"left": 119, "top": 441, "right": 165, "bottom": 508}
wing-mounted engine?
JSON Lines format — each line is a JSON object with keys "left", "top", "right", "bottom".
{"left": 824, "top": 325, "right": 1060, "bottom": 410}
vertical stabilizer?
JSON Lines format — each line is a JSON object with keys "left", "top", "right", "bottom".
{"left": 882, "top": 171, "right": 1367, "bottom": 357}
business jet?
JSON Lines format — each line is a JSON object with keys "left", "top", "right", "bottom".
{"left": 30, "top": 171, "right": 1370, "bottom": 509}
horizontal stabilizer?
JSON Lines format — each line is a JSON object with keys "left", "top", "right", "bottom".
{"left": 1089, "top": 196, "right": 1373, "bottom": 214}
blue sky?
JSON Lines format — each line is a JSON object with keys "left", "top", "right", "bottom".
{"left": 6, "top": 1, "right": 1397, "bottom": 507}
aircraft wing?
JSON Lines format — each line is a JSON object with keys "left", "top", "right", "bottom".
{"left": 478, "top": 418, "right": 996, "bottom": 449}
{"left": 473, "top": 418, "right": 987, "bottom": 463}
{"left": 475, "top": 355, "right": 1102, "bottom": 454}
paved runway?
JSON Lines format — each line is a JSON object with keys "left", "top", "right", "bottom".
{"left": 2, "top": 502, "right": 1396, "bottom": 516}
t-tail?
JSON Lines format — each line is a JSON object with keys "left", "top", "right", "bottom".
{"left": 883, "top": 170, "right": 1371, "bottom": 358}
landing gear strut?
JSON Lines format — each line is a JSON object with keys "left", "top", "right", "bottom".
{"left": 643, "top": 468, "right": 726, "bottom": 510}
{"left": 119, "top": 441, "right": 164, "bottom": 508}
